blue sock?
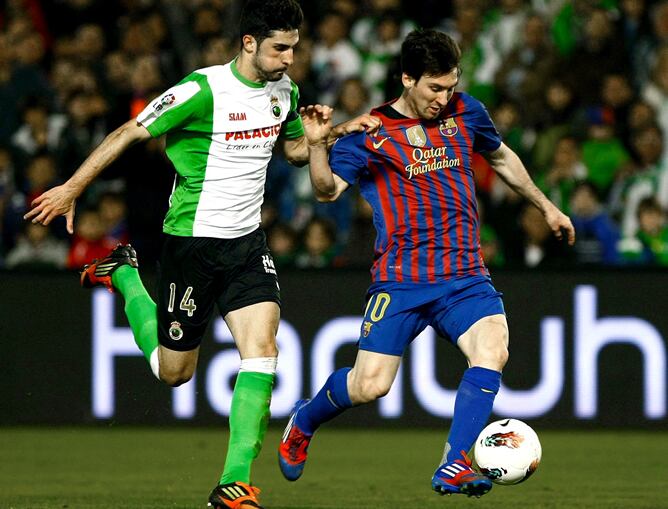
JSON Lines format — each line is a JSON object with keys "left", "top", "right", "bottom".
{"left": 295, "top": 367, "right": 352, "bottom": 435}
{"left": 445, "top": 366, "right": 501, "bottom": 463}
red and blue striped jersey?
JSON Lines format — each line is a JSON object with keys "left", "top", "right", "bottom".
{"left": 330, "top": 92, "right": 502, "bottom": 283}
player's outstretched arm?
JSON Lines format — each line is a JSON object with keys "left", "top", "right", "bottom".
{"left": 24, "top": 120, "right": 151, "bottom": 234}
{"left": 283, "top": 109, "right": 381, "bottom": 165}
{"left": 300, "top": 105, "right": 349, "bottom": 202}
{"left": 484, "top": 142, "right": 576, "bottom": 245}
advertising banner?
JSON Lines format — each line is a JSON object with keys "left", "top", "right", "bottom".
{"left": 1, "top": 270, "right": 666, "bottom": 427}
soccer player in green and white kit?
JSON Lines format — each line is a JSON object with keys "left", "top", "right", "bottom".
{"left": 24, "top": 1, "right": 379, "bottom": 507}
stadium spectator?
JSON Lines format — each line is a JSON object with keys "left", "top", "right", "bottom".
{"left": 565, "top": 7, "right": 627, "bottom": 105}
{"left": 5, "top": 222, "right": 68, "bottom": 270}
{"left": 580, "top": 106, "right": 631, "bottom": 196}
{"left": 532, "top": 79, "right": 579, "bottom": 171}
{"left": 311, "top": 10, "right": 362, "bottom": 105}
{"left": 641, "top": 45, "right": 668, "bottom": 163}
{"left": 66, "top": 208, "right": 117, "bottom": 270}
{"left": 536, "top": 134, "right": 588, "bottom": 215}
{"left": 519, "top": 202, "right": 571, "bottom": 268}
{"left": 332, "top": 78, "right": 372, "bottom": 133}
{"left": 266, "top": 221, "right": 298, "bottom": 268}
{"left": 610, "top": 123, "right": 668, "bottom": 237}
{"left": 569, "top": 180, "right": 621, "bottom": 266}
{"left": 350, "top": 1, "right": 414, "bottom": 105}
{"left": 618, "top": 196, "right": 668, "bottom": 265}
{"left": 295, "top": 216, "right": 338, "bottom": 269}
{"left": 495, "top": 12, "right": 559, "bottom": 119}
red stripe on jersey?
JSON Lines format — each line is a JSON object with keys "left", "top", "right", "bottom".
{"left": 381, "top": 138, "right": 415, "bottom": 282}
{"left": 453, "top": 99, "right": 482, "bottom": 275}
{"left": 366, "top": 142, "right": 394, "bottom": 281}
{"left": 421, "top": 126, "right": 440, "bottom": 282}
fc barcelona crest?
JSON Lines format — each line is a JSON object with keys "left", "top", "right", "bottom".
{"left": 362, "top": 321, "right": 373, "bottom": 337}
{"left": 439, "top": 117, "right": 458, "bottom": 137}
{"left": 405, "top": 125, "right": 427, "bottom": 147}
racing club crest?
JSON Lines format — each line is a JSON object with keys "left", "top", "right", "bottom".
{"left": 270, "top": 95, "right": 282, "bottom": 119}
{"left": 169, "top": 321, "right": 184, "bottom": 341}
{"left": 439, "top": 117, "right": 458, "bottom": 137}
{"left": 405, "top": 125, "right": 427, "bottom": 147}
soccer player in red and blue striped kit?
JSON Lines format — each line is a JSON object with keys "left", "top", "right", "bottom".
{"left": 279, "top": 29, "right": 575, "bottom": 498}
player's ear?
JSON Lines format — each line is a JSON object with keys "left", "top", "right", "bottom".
{"left": 401, "top": 72, "right": 415, "bottom": 90}
{"left": 242, "top": 35, "right": 256, "bottom": 54}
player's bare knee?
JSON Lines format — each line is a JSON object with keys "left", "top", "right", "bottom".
{"left": 159, "top": 368, "right": 194, "bottom": 387}
{"left": 351, "top": 377, "right": 390, "bottom": 404}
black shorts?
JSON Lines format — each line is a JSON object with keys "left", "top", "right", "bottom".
{"left": 156, "top": 229, "right": 281, "bottom": 351}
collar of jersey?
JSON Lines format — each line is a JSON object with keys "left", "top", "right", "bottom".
{"left": 231, "top": 58, "right": 266, "bottom": 89}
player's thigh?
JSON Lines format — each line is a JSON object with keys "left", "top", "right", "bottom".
{"left": 224, "top": 301, "right": 280, "bottom": 359}
{"left": 156, "top": 236, "right": 218, "bottom": 354}
{"left": 218, "top": 229, "right": 281, "bottom": 358}
{"left": 431, "top": 276, "right": 505, "bottom": 347}
{"left": 457, "top": 313, "right": 509, "bottom": 369}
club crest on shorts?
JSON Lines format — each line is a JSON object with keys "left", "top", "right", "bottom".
{"left": 169, "top": 321, "right": 183, "bottom": 341}
{"left": 439, "top": 117, "right": 458, "bottom": 137}
{"left": 405, "top": 125, "right": 427, "bottom": 147}
{"left": 362, "top": 321, "right": 373, "bottom": 337}
{"left": 270, "top": 95, "right": 282, "bottom": 119}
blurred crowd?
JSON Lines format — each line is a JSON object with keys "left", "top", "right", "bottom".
{"left": 2, "top": 0, "right": 668, "bottom": 272}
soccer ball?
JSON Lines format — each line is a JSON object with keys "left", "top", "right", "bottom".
{"left": 473, "top": 419, "right": 542, "bottom": 485}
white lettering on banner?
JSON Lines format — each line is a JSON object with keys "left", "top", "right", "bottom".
{"left": 493, "top": 318, "right": 565, "bottom": 417}
{"left": 91, "top": 285, "right": 666, "bottom": 420}
{"left": 92, "top": 289, "right": 195, "bottom": 419}
{"left": 574, "top": 285, "right": 666, "bottom": 418}
{"left": 310, "top": 316, "right": 403, "bottom": 417}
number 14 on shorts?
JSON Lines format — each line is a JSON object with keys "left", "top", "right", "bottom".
{"left": 168, "top": 283, "right": 197, "bottom": 317}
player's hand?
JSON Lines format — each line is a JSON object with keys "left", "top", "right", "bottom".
{"left": 23, "top": 184, "right": 77, "bottom": 234}
{"left": 300, "top": 104, "right": 333, "bottom": 146}
{"left": 340, "top": 113, "right": 382, "bottom": 135}
{"left": 544, "top": 205, "right": 575, "bottom": 245}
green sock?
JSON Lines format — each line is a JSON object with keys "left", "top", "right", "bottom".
{"left": 111, "top": 265, "right": 158, "bottom": 362}
{"left": 219, "top": 371, "right": 274, "bottom": 484}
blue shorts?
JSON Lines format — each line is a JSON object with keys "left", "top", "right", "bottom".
{"left": 358, "top": 276, "right": 505, "bottom": 356}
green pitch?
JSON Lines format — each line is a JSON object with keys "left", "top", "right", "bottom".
{"left": 1, "top": 427, "right": 666, "bottom": 509}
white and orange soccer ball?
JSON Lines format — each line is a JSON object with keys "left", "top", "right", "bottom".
{"left": 473, "top": 419, "right": 542, "bottom": 485}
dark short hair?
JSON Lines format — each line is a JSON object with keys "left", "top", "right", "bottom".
{"left": 239, "top": 0, "right": 303, "bottom": 47}
{"left": 400, "top": 29, "right": 461, "bottom": 81}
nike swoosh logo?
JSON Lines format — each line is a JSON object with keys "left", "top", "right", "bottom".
{"left": 372, "top": 137, "right": 389, "bottom": 149}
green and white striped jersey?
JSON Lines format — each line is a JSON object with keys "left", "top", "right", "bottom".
{"left": 137, "top": 59, "right": 304, "bottom": 239}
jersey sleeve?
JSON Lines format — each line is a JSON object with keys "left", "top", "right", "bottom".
{"left": 281, "top": 80, "right": 304, "bottom": 140}
{"left": 137, "top": 72, "right": 212, "bottom": 137}
{"left": 329, "top": 132, "right": 368, "bottom": 185}
{"left": 468, "top": 97, "right": 502, "bottom": 153}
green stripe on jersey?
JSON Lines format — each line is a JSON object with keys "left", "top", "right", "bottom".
{"left": 161, "top": 73, "right": 214, "bottom": 236}
{"left": 282, "top": 80, "right": 304, "bottom": 139}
